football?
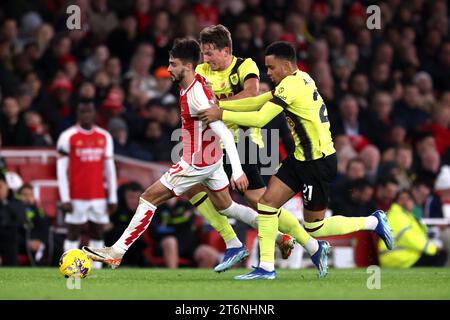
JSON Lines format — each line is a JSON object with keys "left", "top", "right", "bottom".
{"left": 59, "top": 249, "right": 92, "bottom": 278}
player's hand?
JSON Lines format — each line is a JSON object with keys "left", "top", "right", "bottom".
{"left": 231, "top": 174, "right": 249, "bottom": 193}
{"left": 108, "top": 203, "right": 118, "bottom": 216}
{"left": 198, "top": 104, "right": 223, "bottom": 125}
{"left": 60, "top": 202, "right": 73, "bottom": 214}
{"left": 204, "top": 81, "right": 217, "bottom": 104}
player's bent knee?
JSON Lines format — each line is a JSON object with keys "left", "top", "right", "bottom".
{"left": 206, "top": 190, "right": 232, "bottom": 211}
{"left": 244, "top": 188, "right": 265, "bottom": 207}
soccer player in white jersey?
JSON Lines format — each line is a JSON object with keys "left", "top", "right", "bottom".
{"left": 82, "top": 39, "right": 271, "bottom": 268}
{"left": 57, "top": 101, "right": 118, "bottom": 269}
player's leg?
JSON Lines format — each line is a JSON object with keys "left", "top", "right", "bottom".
{"left": 235, "top": 154, "right": 331, "bottom": 279}
{"left": 301, "top": 154, "right": 394, "bottom": 250}
{"left": 227, "top": 161, "right": 296, "bottom": 258}
{"left": 64, "top": 224, "right": 83, "bottom": 251}
{"left": 203, "top": 187, "right": 252, "bottom": 272}
{"left": 87, "top": 221, "right": 106, "bottom": 269}
{"left": 83, "top": 179, "right": 174, "bottom": 266}
{"left": 86, "top": 199, "right": 110, "bottom": 269}
{"left": 64, "top": 200, "right": 88, "bottom": 252}
{"left": 184, "top": 184, "right": 242, "bottom": 250}
{"left": 234, "top": 176, "right": 293, "bottom": 280}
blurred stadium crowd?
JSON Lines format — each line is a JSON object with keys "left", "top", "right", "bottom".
{"left": 1, "top": 0, "right": 450, "bottom": 268}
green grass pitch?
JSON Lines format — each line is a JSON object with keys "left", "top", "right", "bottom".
{"left": 1, "top": 267, "right": 449, "bottom": 299}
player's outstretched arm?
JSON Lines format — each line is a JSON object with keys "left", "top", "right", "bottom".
{"left": 208, "top": 120, "right": 249, "bottom": 192}
{"left": 218, "top": 91, "right": 273, "bottom": 112}
{"left": 199, "top": 101, "right": 284, "bottom": 128}
{"left": 222, "top": 101, "right": 284, "bottom": 128}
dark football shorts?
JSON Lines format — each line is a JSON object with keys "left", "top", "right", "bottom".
{"left": 275, "top": 153, "right": 337, "bottom": 211}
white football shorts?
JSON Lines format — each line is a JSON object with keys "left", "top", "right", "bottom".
{"left": 65, "top": 199, "right": 109, "bottom": 225}
{"left": 160, "top": 159, "right": 230, "bottom": 196}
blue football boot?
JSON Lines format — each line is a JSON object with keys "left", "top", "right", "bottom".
{"left": 234, "top": 266, "right": 276, "bottom": 280}
{"left": 310, "top": 240, "right": 331, "bottom": 278}
{"left": 372, "top": 210, "right": 394, "bottom": 250}
{"left": 214, "top": 245, "right": 249, "bottom": 273}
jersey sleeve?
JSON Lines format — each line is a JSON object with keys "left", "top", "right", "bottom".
{"left": 187, "top": 82, "right": 213, "bottom": 115}
{"left": 195, "top": 63, "right": 208, "bottom": 78}
{"left": 56, "top": 130, "right": 71, "bottom": 156}
{"left": 105, "top": 131, "right": 114, "bottom": 158}
{"left": 238, "top": 58, "right": 259, "bottom": 85}
{"left": 271, "top": 75, "right": 299, "bottom": 109}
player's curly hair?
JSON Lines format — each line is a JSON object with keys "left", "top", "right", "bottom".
{"left": 169, "top": 38, "right": 201, "bottom": 67}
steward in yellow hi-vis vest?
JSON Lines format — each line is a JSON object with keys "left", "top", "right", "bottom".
{"left": 379, "top": 192, "right": 447, "bottom": 268}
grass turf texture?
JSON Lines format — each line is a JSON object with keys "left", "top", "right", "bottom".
{"left": 0, "top": 267, "right": 449, "bottom": 299}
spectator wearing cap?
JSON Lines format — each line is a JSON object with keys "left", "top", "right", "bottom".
{"left": 108, "top": 117, "right": 153, "bottom": 161}
{"left": 0, "top": 96, "right": 33, "bottom": 147}
{"left": 97, "top": 87, "right": 125, "bottom": 129}
{"left": 18, "top": 12, "right": 43, "bottom": 51}
{"left": 152, "top": 66, "right": 176, "bottom": 106}
{"left": 58, "top": 54, "right": 80, "bottom": 86}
